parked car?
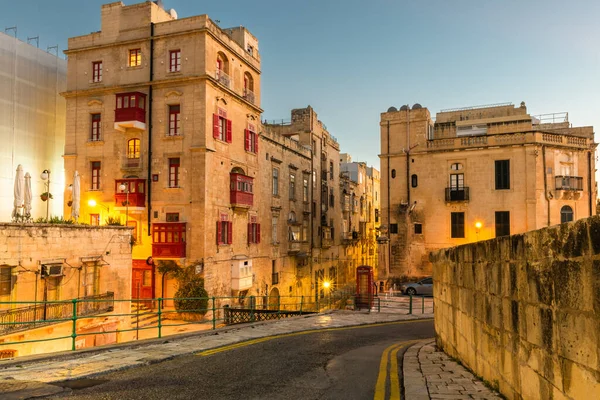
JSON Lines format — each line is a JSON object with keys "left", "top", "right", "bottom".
{"left": 400, "top": 277, "right": 433, "bottom": 296}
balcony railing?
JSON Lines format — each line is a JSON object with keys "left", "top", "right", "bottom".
{"left": 243, "top": 88, "right": 255, "bottom": 104}
{"left": 216, "top": 70, "right": 231, "bottom": 88}
{"left": 115, "top": 178, "right": 146, "bottom": 208}
{"left": 445, "top": 187, "right": 470, "bottom": 202}
{"left": 555, "top": 176, "right": 583, "bottom": 191}
{"left": 272, "top": 272, "right": 279, "bottom": 285}
{"left": 288, "top": 241, "right": 301, "bottom": 254}
{"left": 152, "top": 222, "right": 186, "bottom": 258}
{"left": 122, "top": 155, "right": 143, "bottom": 170}
{"left": 0, "top": 292, "right": 114, "bottom": 336}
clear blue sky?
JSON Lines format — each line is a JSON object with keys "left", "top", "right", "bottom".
{"left": 3, "top": 0, "right": 599, "bottom": 170}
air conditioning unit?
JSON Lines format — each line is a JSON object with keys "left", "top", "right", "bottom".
{"left": 42, "top": 264, "right": 63, "bottom": 277}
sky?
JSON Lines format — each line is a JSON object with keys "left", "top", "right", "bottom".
{"left": 2, "top": 0, "right": 599, "bottom": 170}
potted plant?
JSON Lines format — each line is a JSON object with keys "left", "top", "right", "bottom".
{"left": 40, "top": 192, "right": 53, "bottom": 201}
{"left": 67, "top": 200, "right": 73, "bottom": 207}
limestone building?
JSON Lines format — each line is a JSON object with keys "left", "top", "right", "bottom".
{"left": 379, "top": 102, "right": 597, "bottom": 278}
{"left": 0, "top": 33, "right": 66, "bottom": 221}
{"left": 63, "top": 1, "right": 262, "bottom": 298}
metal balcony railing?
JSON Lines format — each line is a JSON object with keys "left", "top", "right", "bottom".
{"left": 243, "top": 89, "right": 255, "bottom": 104}
{"left": 555, "top": 176, "right": 583, "bottom": 191}
{"left": 445, "top": 187, "right": 470, "bottom": 202}
{"left": 0, "top": 292, "right": 114, "bottom": 336}
{"left": 122, "top": 155, "right": 143, "bottom": 170}
{"left": 215, "top": 70, "right": 231, "bottom": 88}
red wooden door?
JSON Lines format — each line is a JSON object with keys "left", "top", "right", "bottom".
{"left": 132, "top": 260, "right": 154, "bottom": 300}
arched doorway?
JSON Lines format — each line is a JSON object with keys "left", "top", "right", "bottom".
{"left": 268, "top": 287, "right": 280, "bottom": 310}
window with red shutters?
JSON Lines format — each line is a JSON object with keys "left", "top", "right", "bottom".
{"left": 169, "top": 50, "right": 181, "bottom": 72}
{"left": 91, "top": 114, "right": 101, "bottom": 141}
{"left": 248, "top": 223, "right": 261, "bottom": 244}
{"left": 168, "top": 105, "right": 180, "bottom": 136}
{"left": 245, "top": 128, "right": 258, "bottom": 153}
{"left": 217, "top": 217, "right": 233, "bottom": 245}
{"left": 91, "top": 161, "right": 101, "bottom": 190}
{"left": 92, "top": 61, "right": 102, "bottom": 83}
{"left": 213, "top": 112, "right": 231, "bottom": 143}
{"left": 168, "top": 158, "right": 180, "bottom": 188}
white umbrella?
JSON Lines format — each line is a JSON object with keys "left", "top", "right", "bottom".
{"left": 71, "top": 171, "right": 80, "bottom": 222}
{"left": 12, "top": 165, "right": 24, "bottom": 220}
{"left": 24, "top": 172, "right": 32, "bottom": 220}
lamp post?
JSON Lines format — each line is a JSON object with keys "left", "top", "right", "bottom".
{"left": 119, "top": 183, "right": 130, "bottom": 226}
{"left": 40, "top": 169, "right": 50, "bottom": 220}
{"left": 475, "top": 221, "right": 483, "bottom": 242}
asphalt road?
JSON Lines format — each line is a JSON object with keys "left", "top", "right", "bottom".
{"left": 48, "top": 319, "right": 434, "bottom": 400}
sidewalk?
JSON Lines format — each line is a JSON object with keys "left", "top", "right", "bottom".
{"left": 0, "top": 310, "right": 501, "bottom": 399}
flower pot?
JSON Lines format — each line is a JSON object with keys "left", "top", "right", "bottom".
{"left": 41, "top": 194, "right": 48, "bottom": 201}
{"left": 67, "top": 200, "right": 73, "bottom": 207}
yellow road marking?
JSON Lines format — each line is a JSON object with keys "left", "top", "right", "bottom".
{"left": 196, "top": 318, "right": 433, "bottom": 357}
{"left": 374, "top": 339, "right": 425, "bottom": 400}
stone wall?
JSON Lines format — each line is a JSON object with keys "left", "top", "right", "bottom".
{"left": 432, "top": 216, "right": 600, "bottom": 399}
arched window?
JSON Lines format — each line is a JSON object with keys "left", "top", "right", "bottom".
{"left": 243, "top": 72, "right": 254, "bottom": 94}
{"left": 560, "top": 205, "right": 573, "bottom": 224}
{"left": 216, "top": 52, "right": 230, "bottom": 87}
{"left": 127, "top": 139, "right": 140, "bottom": 159}
{"left": 411, "top": 174, "right": 418, "bottom": 188}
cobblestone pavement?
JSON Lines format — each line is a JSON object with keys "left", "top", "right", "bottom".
{"left": 404, "top": 339, "right": 503, "bottom": 400}
{"left": 0, "top": 310, "right": 503, "bottom": 399}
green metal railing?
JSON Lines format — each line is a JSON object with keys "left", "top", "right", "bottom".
{"left": 0, "top": 292, "right": 432, "bottom": 357}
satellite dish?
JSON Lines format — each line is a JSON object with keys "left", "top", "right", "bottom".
{"left": 387, "top": 106, "right": 398, "bottom": 112}
{"left": 169, "top": 9, "right": 178, "bottom": 19}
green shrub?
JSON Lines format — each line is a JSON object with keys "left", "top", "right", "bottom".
{"left": 174, "top": 275, "right": 208, "bottom": 315}
{"left": 105, "top": 216, "right": 123, "bottom": 226}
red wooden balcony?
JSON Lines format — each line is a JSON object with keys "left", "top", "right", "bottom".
{"left": 152, "top": 222, "right": 186, "bottom": 258}
{"left": 114, "top": 179, "right": 146, "bottom": 208}
{"left": 114, "top": 92, "right": 147, "bottom": 132}
{"left": 230, "top": 173, "right": 253, "bottom": 209}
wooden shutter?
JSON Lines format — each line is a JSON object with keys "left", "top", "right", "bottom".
{"left": 257, "top": 224, "right": 261, "bottom": 243}
{"left": 244, "top": 129, "right": 250, "bottom": 151}
{"left": 213, "top": 114, "right": 219, "bottom": 139}
{"left": 255, "top": 133, "right": 259, "bottom": 154}
{"left": 226, "top": 119, "right": 232, "bottom": 143}
{"left": 216, "top": 221, "right": 221, "bottom": 244}
{"left": 227, "top": 221, "right": 233, "bottom": 244}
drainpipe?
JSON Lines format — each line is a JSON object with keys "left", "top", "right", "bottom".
{"left": 147, "top": 22, "right": 155, "bottom": 236}
{"left": 542, "top": 145, "right": 551, "bottom": 226}
{"left": 588, "top": 151, "right": 593, "bottom": 216}
{"left": 406, "top": 107, "right": 410, "bottom": 205}
{"left": 386, "top": 120, "right": 391, "bottom": 278}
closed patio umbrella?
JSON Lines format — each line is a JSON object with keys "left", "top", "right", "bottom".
{"left": 24, "top": 172, "right": 32, "bottom": 220}
{"left": 71, "top": 171, "right": 80, "bottom": 222}
{"left": 12, "top": 165, "right": 24, "bottom": 221}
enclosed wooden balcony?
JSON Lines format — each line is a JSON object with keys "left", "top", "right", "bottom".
{"left": 152, "top": 222, "right": 186, "bottom": 258}
{"left": 114, "top": 179, "right": 146, "bottom": 208}
{"left": 230, "top": 173, "right": 254, "bottom": 210}
{"left": 114, "top": 92, "right": 147, "bottom": 132}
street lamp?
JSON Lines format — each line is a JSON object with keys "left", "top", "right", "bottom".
{"left": 40, "top": 169, "right": 51, "bottom": 220}
{"left": 88, "top": 199, "right": 109, "bottom": 212}
{"left": 475, "top": 221, "right": 483, "bottom": 241}
{"left": 119, "top": 183, "right": 130, "bottom": 226}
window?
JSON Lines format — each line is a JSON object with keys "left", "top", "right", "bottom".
{"left": 414, "top": 223, "right": 422, "bottom": 234}
{"left": 451, "top": 212, "right": 465, "bottom": 238}
{"left": 91, "top": 114, "right": 101, "bottom": 141}
{"left": 450, "top": 174, "right": 464, "bottom": 189}
{"left": 90, "top": 214, "right": 100, "bottom": 226}
{"left": 561, "top": 206, "right": 574, "bottom": 224}
{"left": 0, "top": 267, "right": 12, "bottom": 298}
{"left": 168, "top": 105, "right": 180, "bottom": 136}
{"left": 127, "top": 139, "right": 140, "bottom": 159}
{"left": 272, "top": 216, "right": 279, "bottom": 243}
{"left": 272, "top": 168, "right": 279, "bottom": 196}
{"left": 168, "top": 158, "right": 180, "bottom": 188}
{"left": 213, "top": 110, "right": 232, "bottom": 142}
{"left": 248, "top": 222, "right": 261, "bottom": 244}
{"left": 411, "top": 174, "right": 418, "bottom": 188}
{"left": 329, "top": 188, "right": 334, "bottom": 207}
{"left": 303, "top": 178, "right": 309, "bottom": 202}
{"left": 495, "top": 211, "right": 510, "bottom": 237}
{"left": 375, "top": 209, "right": 379, "bottom": 223}
{"left": 91, "top": 161, "right": 101, "bottom": 190}
{"left": 329, "top": 161, "right": 334, "bottom": 180}
{"left": 391, "top": 169, "right": 396, "bottom": 179}
{"left": 129, "top": 49, "right": 141, "bottom": 67}
{"left": 495, "top": 160, "right": 510, "bottom": 190}
{"left": 245, "top": 126, "right": 258, "bottom": 153}
{"left": 302, "top": 219, "right": 308, "bottom": 241}
{"left": 83, "top": 264, "right": 99, "bottom": 297}
{"left": 451, "top": 163, "right": 463, "bottom": 171}
{"left": 289, "top": 173, "right": 296, "bottom": 200}
{"left": 217, "top": 216, "right": 232, "bottom": 245}
{"left": 92, "top": 61, "right": 102, "bottom": 83}
{"left": 166, "top": 213, "right": 180, "bottom": 222}
{"left": 390, "top": 223, "right": 398, "bottom": 234}
{"left": 169, "top": 50, "right": 181, "bottom": 72}
{"left": 243, "top": 73, "right": 254, "bottom": 102}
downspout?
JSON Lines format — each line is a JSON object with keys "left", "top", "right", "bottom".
{"left": 147, "top": 22, "right": 155, "bottom": 236}
{"left": 406, "top": 107, "right": 410, "bottom": 205}
{"left": 588, "top": 151, "right": 593, "bottom": 216}
{"left": 386, "top": 120, "right": 391, "bottom": 278}
{"left": 542, "top": 145, "right": 551, "bottom": 226}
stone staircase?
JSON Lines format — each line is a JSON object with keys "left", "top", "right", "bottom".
{"left": 130, "top": 302, "right": 159, "bottom": 328}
